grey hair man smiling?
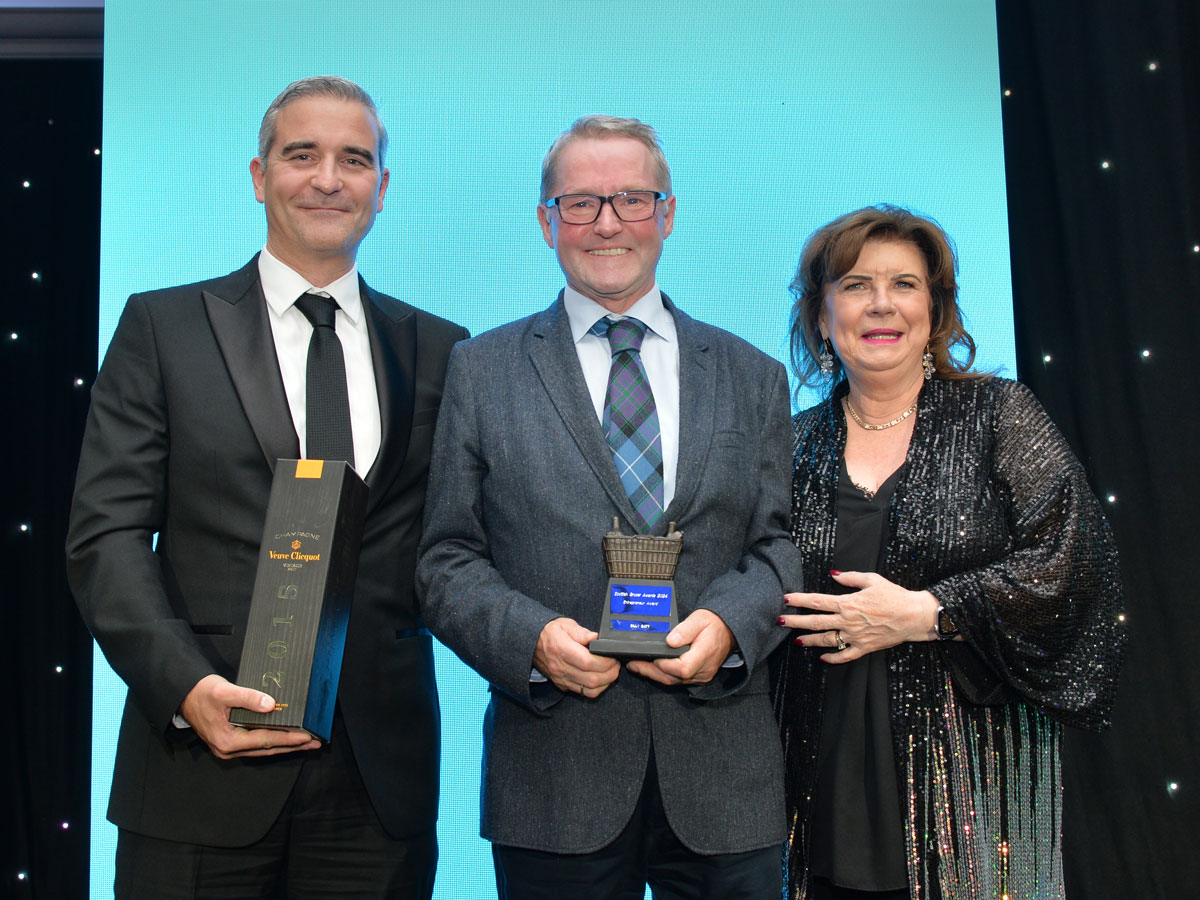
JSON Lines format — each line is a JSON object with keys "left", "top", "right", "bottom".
{"left": 418, "top": 114, "right": 803, "bottom": 900}
{"left": 68, "top": 76, "right": 467, "bottom": 898}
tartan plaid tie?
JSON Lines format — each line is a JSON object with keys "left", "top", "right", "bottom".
{"left": 590, "top": 316, "right": 665, "bottom": 532}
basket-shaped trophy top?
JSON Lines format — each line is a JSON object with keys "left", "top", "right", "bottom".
{"left": 602, "top": 516, "right": 683, "bottom": 580}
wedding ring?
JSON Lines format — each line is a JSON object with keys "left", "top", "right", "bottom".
{"left": 835, "top": 631, "right": 846, "bottom": 651}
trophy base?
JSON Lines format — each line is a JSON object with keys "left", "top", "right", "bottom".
{"left": 589, "top": 635, "right": 688, "bottom": 661}
{"left": 590, "top": 577, "right": 690, "bottom": 661}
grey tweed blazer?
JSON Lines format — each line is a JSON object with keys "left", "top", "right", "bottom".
{"left": 417, "top": 293, "right": 803, "bottom": 854}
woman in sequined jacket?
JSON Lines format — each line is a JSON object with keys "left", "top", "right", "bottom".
{"left": 774, "top": 205, "right": 1123, "bottom": 900}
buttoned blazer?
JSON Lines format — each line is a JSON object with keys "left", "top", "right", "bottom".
{"left": 417, "top": 293, "right": 803, "bottom": 854}
{"left": 67, "top": 256, "right": 468, "bottom": 846}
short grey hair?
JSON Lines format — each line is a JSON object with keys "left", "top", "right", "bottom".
{"left": 539, "top": 115, "right": 672, "bottom": 203}
{"left": 257, "top": 75, "right": 388, "bottom": 167}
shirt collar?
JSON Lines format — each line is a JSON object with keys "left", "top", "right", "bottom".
{"left": 563, "top": 284, "right": 674, "bottom": 345}
{"left": 258, "top": 246, "right": 364, "bottom": 325}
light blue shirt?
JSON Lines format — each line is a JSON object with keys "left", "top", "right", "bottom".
{"left": 562, "top": 285, "right": 679, "bottom": 510}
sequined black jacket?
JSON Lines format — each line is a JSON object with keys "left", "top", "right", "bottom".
{"left": 775, "top": 376, "right": 1124, "bottom": 900}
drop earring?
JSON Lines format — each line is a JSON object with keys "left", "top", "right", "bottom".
{"left": 819, "top": 339, "right": 834, "bottom": 379}
{"left": 922, "top": 345, "right": 934, "bottom": 381}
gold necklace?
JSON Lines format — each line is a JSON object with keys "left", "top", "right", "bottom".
{"left": 844, "top": 396, "right": 918, "bottom": 430}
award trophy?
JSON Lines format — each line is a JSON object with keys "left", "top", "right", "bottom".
{"left": 229, "top": 459, "right": 368, "bottom": 742}
{"left": 589, "top": 517, "right": 689, "bottom": 660}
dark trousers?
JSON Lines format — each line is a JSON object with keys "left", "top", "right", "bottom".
{"left": 114, "top": 713, "right": 436, "bottom": 900}
{"left": 492, "top": 747, "right": 782, "bottom": 900}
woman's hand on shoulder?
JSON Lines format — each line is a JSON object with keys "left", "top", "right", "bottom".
{"left": 779, "top": 572, "right": 940, "bottom": 663}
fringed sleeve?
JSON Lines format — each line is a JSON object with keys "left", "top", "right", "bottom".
{"left": 929, "top": 380, "right": 1125, "bottom": 730}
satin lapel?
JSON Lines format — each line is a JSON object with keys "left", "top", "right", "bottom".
{"left": 203, "top": 258, "right": 299, "bottom": 470}
{"left": 360, "top": 279, "right": 416, "bottom": 512}
{"left": 527, "top": 293, "right": 640, "bottom": 528}
{"left": 664, "top": 297, "right": 714, "bottom": 525}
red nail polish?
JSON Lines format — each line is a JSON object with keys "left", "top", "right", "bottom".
{"left": 777, "top": 616, "right": 786, "bottom": 625}
{"left": 830, "top": 569, "right": 842, "bottom": 576}
{"left": 794, "top": 636, "right": 804, "bottom": 646}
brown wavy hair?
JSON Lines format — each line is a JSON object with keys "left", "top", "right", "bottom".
{"left": 788, "top": 205, "right": 987, "bottom": 395}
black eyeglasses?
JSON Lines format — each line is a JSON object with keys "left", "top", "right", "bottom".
{"left": 545, "top": 191, "right": 667, "bottom": 224}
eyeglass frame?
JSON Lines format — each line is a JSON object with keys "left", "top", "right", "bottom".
{"left": 544, "top": 190, "right": 669, "bottom": 224}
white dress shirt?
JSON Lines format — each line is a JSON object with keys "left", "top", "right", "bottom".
{"left": 563, "top": 285, "right": 679, "bottom": 510}
{"left": 258, "top": 247, "right": 381, "bottom": 477}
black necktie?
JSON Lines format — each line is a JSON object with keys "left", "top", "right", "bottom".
{"left": 293, "top": 292, "right": 355, "bottom": 466}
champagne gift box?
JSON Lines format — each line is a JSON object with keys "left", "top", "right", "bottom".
{"left": 229, "top": 459, "right": 367, "bottom": 742}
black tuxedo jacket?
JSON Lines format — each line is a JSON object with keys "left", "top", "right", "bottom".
{"left": 67, "top": 256, "right": 467, "bottom": 845}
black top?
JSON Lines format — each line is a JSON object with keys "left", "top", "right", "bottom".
{"left": 808, "top": 458, "right": 908, "bottom": 891}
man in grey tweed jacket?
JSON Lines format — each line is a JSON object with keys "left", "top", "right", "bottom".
{"left": 417, "top": 115, "right": 803, "bottom": 899}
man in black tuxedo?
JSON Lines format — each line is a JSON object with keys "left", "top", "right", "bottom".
{"left": 66, "top": 76, "right": 466, "bottom": 899}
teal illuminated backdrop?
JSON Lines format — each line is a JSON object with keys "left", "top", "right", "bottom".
{"left": 95, "top": 2, "right": 1013, "bottom": 897}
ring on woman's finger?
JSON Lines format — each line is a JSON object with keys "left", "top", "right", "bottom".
{"left": 834, "top": 631, "right": 847, "bottom": 651}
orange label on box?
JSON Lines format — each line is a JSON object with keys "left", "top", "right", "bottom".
{"left": 295, "top": 459, "right": 324, "bottom": 479}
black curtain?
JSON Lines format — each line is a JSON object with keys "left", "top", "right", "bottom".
{"left": 4, "top": 4, "right": 1199, "bottom": 897}
{"left": 998, "top": 1, "right": 1199, "bottom": 896}
{"left": 1, "top": 59, "right": 100, "bottom": 899}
